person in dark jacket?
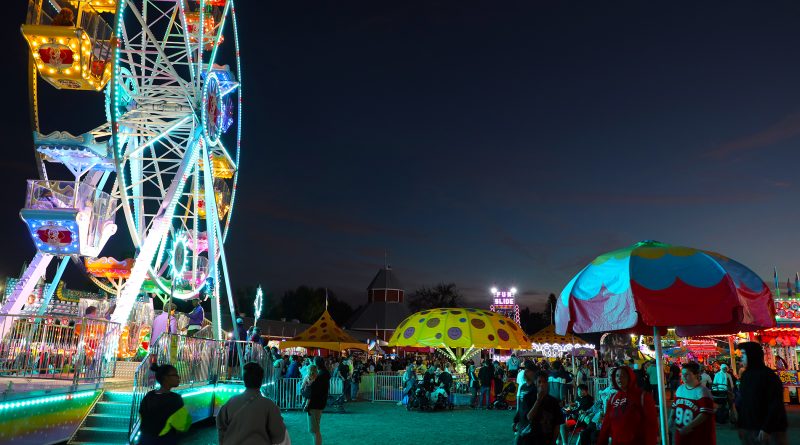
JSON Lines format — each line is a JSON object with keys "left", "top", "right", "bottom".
{"left": 437, "top": 364, "right": 453, "bottom": 394}
{"left": 514, "top": 368, "right": 563, "bottom": 445}
{"left": 736, "top": 342, "right": 788, "bottom": 445}
{"left": 513, "top": 361, "right": 538, "bottom": 444}
{"left": 422, "top": 365, "right": 437, "bottom": 392}
{"left": 336, "top": 358, "right": 351, "bottom": 402}
{"left": 477, "top": 359, "right": 494, "bottom": 409}
{"left": 306, "top": 356, "right": 329, "bottom": 445}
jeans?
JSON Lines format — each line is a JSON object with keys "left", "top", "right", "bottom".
{"left": 350, "top": 382, "right": 359, "bottom": 400}
{"left": 342, "top": 380, "right": 351, "bottom": 402}
{"left": 478, "top": 386, "right": 491, "bottom": 408}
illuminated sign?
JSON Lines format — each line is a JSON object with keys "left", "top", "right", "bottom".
{"left": 775, "top": 299, "right": 800, "bottom": 323}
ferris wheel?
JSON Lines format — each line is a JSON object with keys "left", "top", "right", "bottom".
{"left": 5, "top": 0, "right": 243, "bottom": 340}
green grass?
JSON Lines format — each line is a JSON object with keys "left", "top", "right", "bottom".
{"left": 183, "top": 402, "right": 800, "bottom": 445}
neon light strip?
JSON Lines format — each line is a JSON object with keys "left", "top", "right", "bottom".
{"left": 0, "top": 390, "right": 95, "bottom": 411}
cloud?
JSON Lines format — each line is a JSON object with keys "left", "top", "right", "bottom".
{"left": 541, "top": 191, "right": 768, "bottom": 206}
{"left": 706, "top": 112, "right": 800, "bottom": 159}
{"left": 240, "top": 199, "right": 429, "bottom": 240}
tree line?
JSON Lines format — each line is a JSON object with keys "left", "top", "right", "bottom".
{"left": 232, "top": 283, "right": 557, "bottom": 334}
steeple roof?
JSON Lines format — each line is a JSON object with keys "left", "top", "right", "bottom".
{"left": 368, "top": 266, "right": 403, "bottom": 290}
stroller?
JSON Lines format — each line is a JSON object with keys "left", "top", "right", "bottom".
{"left": 406, "top": 380, "right": 432, "bottom": 411}
{"left": 711, "top": 383, "right": 732, "bottom": 424}
{"left": 492, "top": 380, "right": 518, "bottom": 410}
{"left": 429, "top": 387, "right": 455, "bottom": 411}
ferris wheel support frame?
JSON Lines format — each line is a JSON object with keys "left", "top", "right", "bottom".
{"left": 111, "top": 129, "right": 202, "bottom": 326}
{"left": 0, "top": 251, "right": 54, "bottom": 339}
{"left": 36, "top": 256, "right": 70, "bottom": 316}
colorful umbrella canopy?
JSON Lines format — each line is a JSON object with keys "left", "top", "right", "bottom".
{"left": 388, "top": 308, "right": 530, "bottom": 350}
{"left": 280, "top": 310, "right": 367, "bottom": 352}
{"left": 556, "top": 240, "right": 776, "bottom": 445}
{"left": 556, "top": 240, "right": 775, "bottom": 337}
{"left": 529, "top": 324, "right": 592, "bottom": 347}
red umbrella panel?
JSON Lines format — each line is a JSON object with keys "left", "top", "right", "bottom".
{"left": 556, "top": 240, "right": 776, "bottom": 445}
{"left": 556, "top": 241, "right": 775, "bottom": 337}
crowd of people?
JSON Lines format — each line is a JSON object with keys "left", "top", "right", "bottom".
{"left": 510, "top": 342, "right": 789, "bottom": 445}
{"left": 135, "top": 337, "right": 792, "bottom": 445}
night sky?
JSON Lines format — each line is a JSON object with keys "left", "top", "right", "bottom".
{"left": 3, "top": 2, "right": 800, "bottom": 311}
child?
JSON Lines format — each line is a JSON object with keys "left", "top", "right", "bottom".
{"left": 300, "top": 365, "right": 318, "bottom": 411}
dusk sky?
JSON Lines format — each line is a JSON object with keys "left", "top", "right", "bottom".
{"left": 3, "top": 2, "right": 800, "bottom": 311}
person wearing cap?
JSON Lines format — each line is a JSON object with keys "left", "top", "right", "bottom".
{"left": 736, "top": 342, "right": 788, "bottom": 445}
{"left": 186, "top": 298, "right": 204, "bottom": 336}
{"left": 513, "top": 361, "right": 538, "bottom": 443}
{"left": 151, "top": 303, "right": 177, "bottom": 347}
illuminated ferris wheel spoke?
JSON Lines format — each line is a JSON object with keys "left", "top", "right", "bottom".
{"left": 108, "top": 0, "right": 242, "bottom": 329}
{"left": 8, "top": 0, "right": 241, "bottom": 341}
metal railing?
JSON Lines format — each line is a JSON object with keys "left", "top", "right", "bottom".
{"left": 218, "top": 340, "right": 272, "bottom": 382}
{"left": 587, "top": 377, "right": 610, "bottom": 399}
{"left": 129, "top": 333, "right": 222, "bottom": 439}
{"left": 264, "top": 377, "right": 304, "bottom": 410}
{"left": 372, "top": 372, "right": 403, "bottom": 402}
{"left": 0, "top": 314, "right": 119, "bottom": 383}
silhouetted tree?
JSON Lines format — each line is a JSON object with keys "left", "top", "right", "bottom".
{"left": 519, "top": 306, "right": 548, "bottom": 334}
{"left": 408, "top": 283, "right": 463, "bottom": 312}
{"left": 279, "top": 287, "right": 354, "bottom": 324}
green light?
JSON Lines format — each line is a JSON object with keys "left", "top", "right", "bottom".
{"left": 0, "top": 390, "right": 95, "bottom": 411}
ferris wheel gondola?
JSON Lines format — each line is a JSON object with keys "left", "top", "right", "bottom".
{"left": 5, "top": 0, "right": 243, "bottom": 341}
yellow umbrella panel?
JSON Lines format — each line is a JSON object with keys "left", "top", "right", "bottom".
{"left": 388, "top": 308, "right": 530, "bottom": 350}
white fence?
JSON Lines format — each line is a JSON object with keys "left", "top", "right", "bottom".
{"left": 372, "top": 373, "right": 403, "bottom": 402}
{"left": 587, "top": 377, "right": 610, "bottom": 399}
{"left": 264, "top": 373, "right": 404, "bottom": 409}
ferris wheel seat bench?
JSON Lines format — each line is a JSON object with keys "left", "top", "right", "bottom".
{"left": 34, "top": 131, "right": 115, "bottom": 173}
{"left": 21, "top": 180, "right": 117, "bottom": 256}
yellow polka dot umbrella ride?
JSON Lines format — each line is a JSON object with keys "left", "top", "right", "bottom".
{"left": 388, "top": 308, "right": 530, "bottom": 362}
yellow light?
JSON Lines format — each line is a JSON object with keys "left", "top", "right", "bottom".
{"left": 48, "top": 68, "right": 55, "bottom": 74}
{"left": 40, "top": 38, "right": 48, "bottom": 44}
{"left": 37, "top": 63, "right": 44, "bottom": 70}
{"left": 57, "top": 38, "right": 65, "bottom": 45}
{"left": 32, "top": 53, "right": 40, "bottom": 59}
{"left": 83, "top": 65, "right": 88, "bottom": 71}
{"left": 64, "top": 69, "right": 71, "bottom": 75}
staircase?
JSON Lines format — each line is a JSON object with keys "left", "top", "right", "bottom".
{"left": 70, "top": 391, "right": 132, "bottom": 444}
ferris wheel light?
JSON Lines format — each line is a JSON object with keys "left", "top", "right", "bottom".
{"left": 491, "top": 287, "right": 498, "bottom": 294}
{"left": 171, "top": 231, "right": 189, "bottom": 279}
{"left": 510, "top": 287, "right": 517, "bottom": 294}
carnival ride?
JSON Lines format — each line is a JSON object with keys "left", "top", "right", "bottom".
{"left": 489, "top": 286, "right": 521, "bottom": 325}
{"left": 5, "top": 0, "right": 243, "bottom": 343}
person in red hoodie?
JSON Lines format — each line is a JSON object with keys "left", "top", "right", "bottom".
{"left": 597, "top": 365, "right": 658, "bottom": 445}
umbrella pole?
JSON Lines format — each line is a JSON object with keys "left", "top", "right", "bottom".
{"left": 728, "top": 335, "right": 737, "bottom": 377}
{"left": 654, "top": 327, "right": 669, "bottom": 445}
